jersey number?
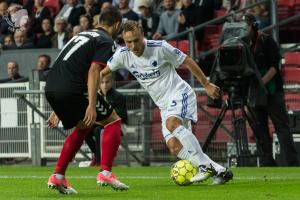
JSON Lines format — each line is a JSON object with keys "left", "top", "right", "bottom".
{"left": 62, "top": 35, "right": 90, "bottom": 61}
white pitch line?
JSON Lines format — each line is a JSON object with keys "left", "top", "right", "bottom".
{"left": 0, "top": 175, "right": 300, "bottom": 180}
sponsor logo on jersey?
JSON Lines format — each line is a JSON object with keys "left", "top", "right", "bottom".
{"left": 132, "top": 70, "right": 160, "bottom": 80}
{"left": 130, "top": 64, "right": 137, "bottom": 68}
{"left": 173, "top": 48, "right": 181, "bottom": 55}
{"left": 150, "top": 60, "right": 158, "bottom": 67}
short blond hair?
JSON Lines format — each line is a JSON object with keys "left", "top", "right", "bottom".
{"left": 122, "top": 20, "right": 143, "bottom": 34}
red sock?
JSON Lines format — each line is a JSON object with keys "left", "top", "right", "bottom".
{"left": 55, "top": 128, "right": 91, "bottom": 175}
{"left": 100, "top": 119, "right": 122, "bottom": 171}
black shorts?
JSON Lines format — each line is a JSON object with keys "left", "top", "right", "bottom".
{"left": 45, "top": 91, "right": 113, "bottom": 129}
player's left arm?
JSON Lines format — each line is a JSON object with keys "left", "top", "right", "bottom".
{"left": 183, "top": 56, "right": 220, "bottom": 99}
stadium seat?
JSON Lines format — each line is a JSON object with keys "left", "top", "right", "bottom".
{"left": 177, "top": 65, "right": 190, "bottom": 80}
{"left": 177, "top": 40, "right": 189, "bottom": 54}
{"left": 202, "top": 25, "right": 222, "bottom": 50}
{"left": 214, "top": 9, "right": 227, "bottom": 18}
{"left": 44, "top": 0, "right": 60, "bottom": 16}
{"left": 150, "top": 123, "right": 167, "bottom": 152}
{"left": 168, "top": 40, "right": 178, "bottom": 48}
{"left": 284, "top": 52, "right": 300, "bottom": 68}
{"left": 295, "top": 0, "right": 300, "bottom": 13}
{"left": 277, "top": 0, "right": 295, "bottom": 20}
{"left": 285, "top": 92, "right": 300, "bottom": 111}
{"left": 282, "top": 67, "right": 300, "bottom": 84}
{"left": 167, "top": 40, "right": 199, "bottom": 55}
{"left": 151, "top": 107, "right": 161, "bottom": 123}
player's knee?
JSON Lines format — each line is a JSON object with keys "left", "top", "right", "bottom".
{"left": 167, "top": 137, "right": 182, "bottom": 156}
{"left": 166, "top": 117, "right": 182, "bottom": 133}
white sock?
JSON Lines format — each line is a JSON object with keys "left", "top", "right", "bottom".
{"left": 101, "top": 170, "right": 111, "bottom": 176}
{"left": 177, "top": 147, "right": 190, "bottom": 160}
{"left": 173, "top": 125, "right": 224, "bottom": 171}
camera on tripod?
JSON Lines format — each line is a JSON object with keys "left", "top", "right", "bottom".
{"left": 203, "top": 21, "right": 267, "bottom": 166}
{"left": 207, "top": 21, "right": 264, "bottom": 109}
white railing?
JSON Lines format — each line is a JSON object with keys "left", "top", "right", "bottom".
{"left": 0, "top": 82, "right": 31, "bottom": 158}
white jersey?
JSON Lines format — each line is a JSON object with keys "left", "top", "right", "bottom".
{"left": 107, "top": 40, "right": 192, "bottom": 109}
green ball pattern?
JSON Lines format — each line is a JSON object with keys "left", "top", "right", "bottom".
{"left": 170, "top": 160, "right": 198, "bottom": 186}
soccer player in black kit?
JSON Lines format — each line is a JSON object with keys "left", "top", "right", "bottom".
{"left": 45, "top": 8, "right": 129, "bottom": 194}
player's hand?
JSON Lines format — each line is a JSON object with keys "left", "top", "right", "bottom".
{"left": 152, "top": 32, "right": 162, "bottom": 40}
{"left": 178, "top": 13, "right": 186, "bottom": 24}
{"left": 47, "top": 111, "right": 60, "bottom": 128}
{"left": 205, "top": 82, "right": 220, "bottom": 99}
{"left": 83, "top": 105, "right": 97, "bottom": 127}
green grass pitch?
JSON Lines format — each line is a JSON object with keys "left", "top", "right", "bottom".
{"left": 0, "top": 166, "right": 300, "bottom": 200}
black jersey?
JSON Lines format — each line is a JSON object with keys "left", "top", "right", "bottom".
{"left": 45, "top": 29, "right": 116, "bottom": 93}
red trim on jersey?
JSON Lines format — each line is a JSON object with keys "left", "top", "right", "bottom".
{"left": 92, "top": 61, "right": 107, "bottom": 67}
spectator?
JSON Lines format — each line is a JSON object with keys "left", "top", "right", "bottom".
{"left": 92, "top": 1, "right": 112, "bottom": 28}
{"left": 138, "top": 0, "right": 160, "bottom": 39}
{"left": 0, "top": 1, "right": 10, "bottom": 36}
{"left": 83, "top": 0, "right": 100, "bottom": 17}
{"left": 37, "top": 54, "right": 51, "bottom": 81}
{"left": 193, "top": 0, "right": 214, "bottom": 22}
{"left": 152, "top": 0, "right": 180, "bottom": 40}
{"left": 101, "top": 1, "right": 113, "bottom": 12}
{"left": 178, "top": 0, "right": 204, "bottom": 40}
{"left": 35, "top": 18, "right": 54, "bottom": 48}
{"left": 0, "top": 61, "right": 28, "bottom": 83}
{"left": 30, "top": 0, "right": 51, "bottom": 33}
{"left": 51, "top": 16, "right": 71, "bottom": 49}
{"left": 152, "top": 0, "right": 165, "bottom": 15}
{"left": 227, "top": 0, "right": 247, "bottom": 21}
{"left": 79, "top": 14, "right": 92, "bottom": 31}
{"left": 0, "top": 1, "right": 8, "bottom": 18}
{"left": 244, "top": 14, "right": 299, "bottom": 166}
{"left": 72, "top": 25, "right": 83, "bottom": 36}
{"left": 19, "top": 17, "right": 36, "bottom": 44}
{"left": 119, "top": 0, "right": 139, "bottom": 21}
{"left": 247, "top": 0, "right": 270, "bottom": 29}
{"left": 2, "top": 34, "right": 14, "bottom": 49}
{"left": 7, "top": 30, "right": 34, "bottom": 49}
{"left": 57, "top": 0, "right": 86, "bottom": 27}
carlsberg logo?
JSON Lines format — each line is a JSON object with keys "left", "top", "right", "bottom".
{"left": 132, "top": 70, "right": 160, "bottom": 80}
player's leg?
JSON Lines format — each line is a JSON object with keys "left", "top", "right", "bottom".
{"left": 46, "top": 92, "right": 91, "bottom": 194}
{"left": 94, "top": 94, "right": 129, "bottom": 190}
{"left": 79, "top": 126, "right": 100, "bottom": 167}
{"left": 163, "top": 90, "right": 232, "bottom": 184}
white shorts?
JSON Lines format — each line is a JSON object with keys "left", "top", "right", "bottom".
{"left": 160, "top": 89, "right": 198, "bottom": 142}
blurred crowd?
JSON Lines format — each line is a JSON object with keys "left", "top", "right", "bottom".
{"left": 0, "top": 0, "right": 271, "bottom": 81}
{"left": 0, "top": 0, "right": 270, "bottom": 49}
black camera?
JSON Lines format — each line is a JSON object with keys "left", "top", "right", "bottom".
{"left": 207, "top": 22, "right": 266, "bottom": 108}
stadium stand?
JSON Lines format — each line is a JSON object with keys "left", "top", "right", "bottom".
{"left": 282, "top": 67, "right": 300, "bottom": 85}
{"left": 284, "top": 52, "right": 300, "bottom": 68}
{"left": 43, "top": 0, "right": 61, "bottom": 17}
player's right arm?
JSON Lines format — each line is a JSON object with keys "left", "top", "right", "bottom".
{"left": 47, "top": 111, "right": 60, "bottom": 128}
{"left": 100, "top": 66, "right": 113, "bottom": 79}
{"left": 183, "top": 57, "right": 220, "bottom": 100}
{"left": 83, "top": 62, "right": 103, "bottom": 127}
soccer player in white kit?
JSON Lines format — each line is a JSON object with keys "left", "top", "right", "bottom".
{"left": 102, "top": 20, "right": 233, "bottom": 184}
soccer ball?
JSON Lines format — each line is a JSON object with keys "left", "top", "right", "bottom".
{"left": 170, "top": 160, "right": 198, "bottom": 186}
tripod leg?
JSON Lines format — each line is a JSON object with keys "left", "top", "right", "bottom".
{"left": 202, "top": 100, "right": 229, "bottom": 151}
